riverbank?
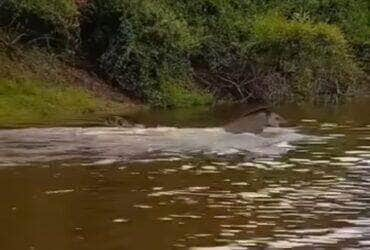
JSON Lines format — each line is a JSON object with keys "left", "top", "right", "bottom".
{"left": 1, "top": 0, "right": 368, "bottom": 110}
{"left": 0, "top": 0, "right": 368, "bottom": 127}
{"left": 0, "top": 42, "right": 142, "bottom": 128}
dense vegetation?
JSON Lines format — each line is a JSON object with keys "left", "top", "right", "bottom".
{"left": 0, "top": 0, "right": 369, "bottom": 107}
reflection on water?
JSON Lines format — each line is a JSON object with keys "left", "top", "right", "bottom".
{"left": 1, "top": 101, "right": 370, "bottom": 249}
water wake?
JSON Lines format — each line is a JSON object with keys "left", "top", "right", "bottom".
{"left": 0, "top": 126, "right": 305, "bottom": 166}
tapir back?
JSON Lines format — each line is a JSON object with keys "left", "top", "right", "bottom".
{"left": 224, "top": 111, "right": 287, "bottom": 134}
{"left": 224, "top": 112, "right": 269, "bottom": 134}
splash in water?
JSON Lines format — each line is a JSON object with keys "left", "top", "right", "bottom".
{"left": 0, "top": 126, "right": 305, "bottom": 166}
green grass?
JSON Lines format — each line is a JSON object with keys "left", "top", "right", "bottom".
{"left": 157, "top": 80, "right": 214, "bottom": 108}
{"left": 0, "top": 78, "right": 126, "bottom": 127}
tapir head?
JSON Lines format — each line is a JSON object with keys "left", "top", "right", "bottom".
{"left": 267, "top": 112, "right": 287, "bottom": 127}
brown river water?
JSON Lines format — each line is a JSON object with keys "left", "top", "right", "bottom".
{"left": 1, "top": 100, "right": 370, "bottom": 249}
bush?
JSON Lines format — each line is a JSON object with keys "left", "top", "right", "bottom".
{"left": 253, "top": 0, "right": 369, "bottom": 46}
{"left": 253, "top": 0, "right": 370, "bottom": 67}
{"left": 85, "top": 0, "right": 256, "bottom": 105}
{"left": 247, "top": 13, "right": 361, "bottom": 102}
{"left": 158, "top": 79, "right": 213, "bottom": 108}
{"left": 94, "top": 0, "right": 202, "bottom": 104}
{"left": 0, "top": 0, "right": 79, "bottom": 49}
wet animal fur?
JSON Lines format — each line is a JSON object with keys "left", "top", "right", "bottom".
{"left": 224, "top": 106, "right": 286, "bottom": 134}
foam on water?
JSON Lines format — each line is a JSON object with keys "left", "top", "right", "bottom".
{"left": 0, "top": 126, "right": 305, "bottom": 166}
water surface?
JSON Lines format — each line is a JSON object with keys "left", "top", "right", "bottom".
{"left": 1, "top": 100, "right": 370, "bottom": 249}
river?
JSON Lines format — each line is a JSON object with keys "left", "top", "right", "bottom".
{"left": 1, "top": 100, "right": 370, "bottom": 249}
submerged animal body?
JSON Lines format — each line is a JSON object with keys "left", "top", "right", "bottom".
{"left": 224, "top": 106, "right": 287, "bottom": 134}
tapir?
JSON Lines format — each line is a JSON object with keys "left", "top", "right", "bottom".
{"left": 224, "top": 106, "right": 287, "bottom": 134}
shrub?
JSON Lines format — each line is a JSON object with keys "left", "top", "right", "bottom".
{"left": 247, "top": 14, "right": 361, "bottom": 102}
{"left": 95, "top": 0, "right": 202, "bottom": 104}
{"left": 85, "top": 0, "right": 255, "bottom": 105}
{"left": 0, "top": 0, "right": 79, "bottom": 49}
{"left": 157, "top": 79, "right": 213, "bottom": 108}
{"left": 253, "top": 0, "right": 369, "bottom": 46}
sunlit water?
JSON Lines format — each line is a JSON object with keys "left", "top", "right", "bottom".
{"left": 1, "top": 101, "right": 370, "bottom": 249}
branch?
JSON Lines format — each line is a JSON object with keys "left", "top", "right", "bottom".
{"left": 216, "top": 74, "right": 245, "bottom": 99}
{"left": 10, "top": 32, "right": 26, "bottom": 45}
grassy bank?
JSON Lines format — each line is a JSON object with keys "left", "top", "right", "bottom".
{"left": 0, "top": 79, "right": 97, "bottom": 125}
{"left": 0, "top": 43, "right": 138, "bottom": 127}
